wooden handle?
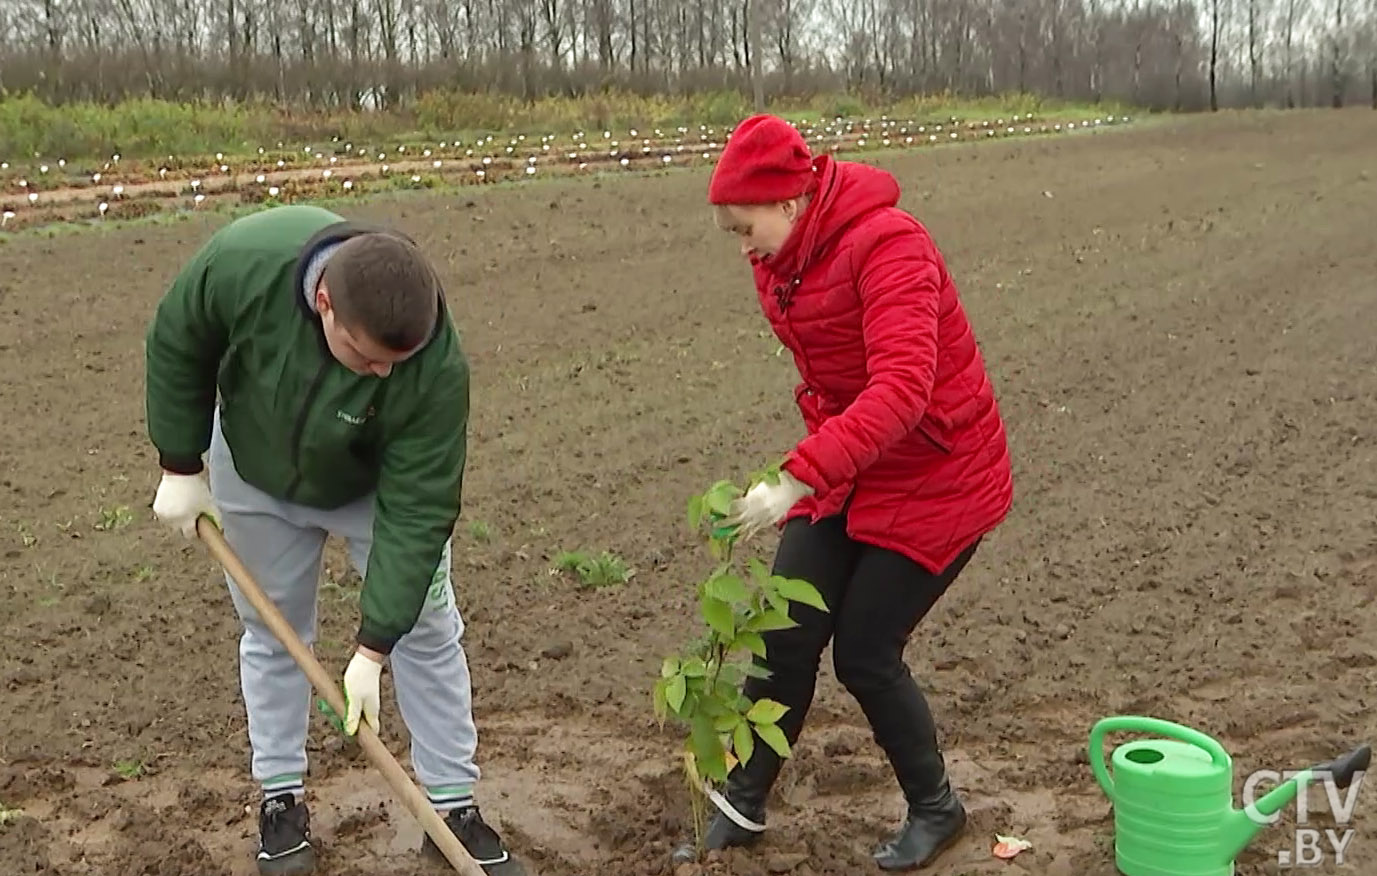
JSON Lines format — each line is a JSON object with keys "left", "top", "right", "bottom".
{"left": 196, "top": 516, "right": 486, "bottom": 876}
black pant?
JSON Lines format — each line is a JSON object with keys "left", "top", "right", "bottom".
{"left": 736, "top": 513, "right": 978, "bottom": 807}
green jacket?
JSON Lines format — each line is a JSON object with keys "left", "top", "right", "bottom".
{"left": 144, "top": 204, "right": 470, "bottom": 653}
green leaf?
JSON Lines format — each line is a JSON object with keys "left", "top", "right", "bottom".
{"left": 681, "top": 657, "right": 708, "bottom": 677}
{"left": 745, "top": 607, "right": 797, "bottom": 632}
{"left": 748, "top": 463, "right": 782, "bottom": 487}
{"left": 764, "top": 587, "right": 791, "bottom": 615}
{"left": 733, "top": 721, "right": 756, "bottom": 767}
{"left": 747, "top": 557, "right": 771, "bottom": 582}
{"left": 740, "top": 662, "right": 774, "bottom": 680}
{"left": 701, "top": 596, "right": 736, "bottom": 638}
{"left": 665, "top": 674, "right": 688, "bottom": 713}
{"left": 746, "top": 698, "right": 790, "bottom": 725}
{"left": 705, "top": 482, "right": 737, "bottom": 516}
{"left": 698, "top": 694, "right": 728, "bottom": 718}
{"left": 687, "top": 494, "right": 705, "bottom": 531}
{"left": 706, "top": 572, "right": 748, "bottom": 604}
{"left": 732, "top": 631, "right": 767, "bottom": 658}
{"left": 716, "top": 662, "right": 744, "bottom": 687}
{"left": 708, "top": 538, "right": 729, "bottom": 562}
{"left": 652, "top": 680, "right": 669, "bottom": 722}
{"left": 716, "top": 676, "right": 744, "bottom": 703}
{"left": 755, "top": 722, "right": 792, "bottom": 759}
{"left": 774, "top": 575, "right": 829, "bottom": 612}
{"left": 690, "top": 714, "right": 728, "bottom": 783}
{"left": 661, "top": 657, "right": 681, "bottom": 679}
{"left": 713, "top": 712, "right": 742, "bottom": 733}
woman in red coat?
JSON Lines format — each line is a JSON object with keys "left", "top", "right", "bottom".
{"left": 671, "top": 114, "right": 1014, "bottom": 870}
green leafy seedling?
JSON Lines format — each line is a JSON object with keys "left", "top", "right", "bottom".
{"left": 112, "top": 759, "right": 145, "bottom": 780}
{"left": 656, "top": 463, "right": 828, "bottom": 857}
{"left": 553, "top": 549, "right": 633, "bottom": 589}
{"left": 94, "top": 505, "right": 134, "bottom": 531}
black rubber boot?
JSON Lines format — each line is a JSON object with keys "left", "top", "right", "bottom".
{"left": 849, "top": 664, "right": 966, "bottom": 871}
{"left": 872, "top": 774, "right": 967, "bottom": 870}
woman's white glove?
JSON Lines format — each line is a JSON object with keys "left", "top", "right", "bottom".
{"left": 151, "top": 472, "right": 219, "bottom": 537}
{"left": 724, "top": 470, "right": 814, "bottom": 540}
{"left": 343, "top": 649, "right": 384, "bottom": 736}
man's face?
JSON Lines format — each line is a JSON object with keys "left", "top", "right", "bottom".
{"left": 316, "top": 285, "right": 422, "bottom": 378}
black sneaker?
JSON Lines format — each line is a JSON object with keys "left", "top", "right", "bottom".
{"left": 423, "top": 806, "right": 526, "bottom": 875}
{"left": 256, "top": 793, "right": 316, "bottom": 876}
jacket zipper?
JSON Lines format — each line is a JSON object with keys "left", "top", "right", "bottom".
{"left": 285, "top": 359, "right": 332, "bottom": 500}
{"left": 775, "top": 275, "right": 823, "bottom": 397}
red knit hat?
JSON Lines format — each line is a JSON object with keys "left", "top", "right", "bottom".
{"left": 708, "top": 114, "right": 817, "bottom": 205}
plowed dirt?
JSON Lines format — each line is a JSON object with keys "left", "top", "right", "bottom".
{"left": 2, "top": 107, "right": 1375, "bottom": 875}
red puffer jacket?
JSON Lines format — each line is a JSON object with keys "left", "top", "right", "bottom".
{"left": 752, "top": 154, "right": 1014, "bottom": 574}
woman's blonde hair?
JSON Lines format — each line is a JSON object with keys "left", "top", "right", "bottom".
{"left": 712, "top": 193, "right": 812, "bottom": 232}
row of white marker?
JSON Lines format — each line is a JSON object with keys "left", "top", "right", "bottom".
{"left": 0, "top": 112, "right": 1113, "bottom": 183}
{"left": 0, "top": 115, "right": 1126, "bottom": 219}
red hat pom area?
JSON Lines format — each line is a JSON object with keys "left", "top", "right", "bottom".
{"left": 708, "top": 114, "right": 818, "bottom": 205}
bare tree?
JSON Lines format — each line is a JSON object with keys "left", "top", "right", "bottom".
{"left": 1245, "top": 0, "right": 1269, "bottom": 104}
{"left": 1331, "top": 0, "right": 1347, "bottom": 105}
{"left": 1369, "top": 0, "right": 1377, "bottom": 106}
{"left": 1209, "top": 0, "right": 1228, "bottom": 109}
{"left": 0, "top": 0, "right": 1369, "bottom": 117}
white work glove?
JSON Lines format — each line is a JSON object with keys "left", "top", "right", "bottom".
{"left": 151, "top": 471, "right": 219, "bottom": 538}
{"left": 343, "top": 649, "right": 384, "bottom": 736}
{"left": 724, "top": 470, "right": 814, "bottom": 540}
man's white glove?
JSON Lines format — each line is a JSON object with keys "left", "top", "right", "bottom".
{"left": 343, "top": 649, "right": 384, "bottom": 736}
{"left": 151, "top": 472, "right": 219, "bottom": 538}
{"left": 724, "top": 470, "right": 814, "bottom": 541}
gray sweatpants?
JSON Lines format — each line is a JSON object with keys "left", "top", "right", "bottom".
{"left": 207, "top": 408, "right": 481, "bottom": 810}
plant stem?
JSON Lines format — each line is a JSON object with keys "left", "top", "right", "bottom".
{"left": 705, "top": 534, "right": 734, "bottom": 703}
{"left": 685, "top": 749, "right": 706, "bottom": 852}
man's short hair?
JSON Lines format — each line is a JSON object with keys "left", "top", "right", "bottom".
{"left": 322, "top": 232, "right": 439, "bottom": 352}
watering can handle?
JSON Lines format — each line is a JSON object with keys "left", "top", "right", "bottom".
{"left": 1089, "top": 716, "right": 1233, "bottom": 799}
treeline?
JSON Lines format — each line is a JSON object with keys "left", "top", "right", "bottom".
{"left": 0, "top": 0, "right": 1373, "bottom": 115}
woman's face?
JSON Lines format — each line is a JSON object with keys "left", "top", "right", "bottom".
{"left": 714, "top": 199, "right": 805, "bottom": 261}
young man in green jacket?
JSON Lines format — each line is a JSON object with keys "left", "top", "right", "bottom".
{"left": 144, "top": 204, "right": 524, "bottom": 876}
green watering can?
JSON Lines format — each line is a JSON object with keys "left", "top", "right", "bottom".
{"left": 1089, "top": 716, "right": 1371, "bottom": 876}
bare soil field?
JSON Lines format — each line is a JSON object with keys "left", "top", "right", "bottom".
{"left": 1, "top": 107, "right": 1375, "bottom": 876}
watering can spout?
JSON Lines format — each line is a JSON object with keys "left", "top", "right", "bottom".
{"left": 1221, "top": 744, "right": 1373, "bottom": 862}
{"left": 1219, "top": 781, "right": 1298, "bottom": 861}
